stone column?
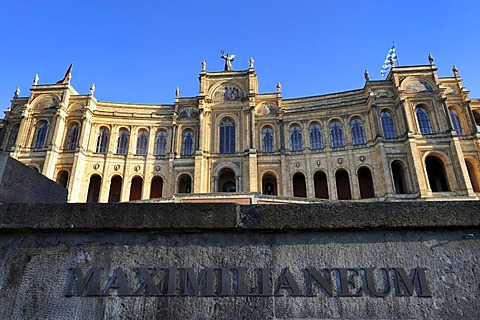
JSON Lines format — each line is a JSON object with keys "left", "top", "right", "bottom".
{"left": 249, "top": 106, "right": 255, "bottom": 149}
{"left": 278, "top": 118, "right": 285, "bottom": 152}
{"left": 171, "top": 124, "right": 178, "bottom": 154}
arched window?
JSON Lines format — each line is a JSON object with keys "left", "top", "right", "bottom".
{"left": 135, "top": 130, "right": 149, "bottom": 155}
{"left": 86, "top": 174, "right": 101, "bottom": 203}
{"left": 150, "top": 176, "right": 163, "bottom": 198}
{"left": 181, "top": 130, "right": 194, "bottom": 156}
{"left": 292, "top": 173, "right": 307, "bottom": 197}
{"left": 7, "top": 124, "right": 20, "bottom": 150}
{"left": 56, "top": 170, "right": 69, "bottom": 189}
{"left": 218, "top": 169, "right": 236, "bottom": 192}
{"left": 96, "top": 127, "right": 110, "bottom": 154}
{"left": 329, "top": 121, "right": 345, "bottom": 147}
{"left": 289, "top": 125, "right": 303, "bottom": 151}
{"left": 449, "top": 108, "right": 463, "bottom": 135}
{"left": 473, "top": 110, "right": 480, "bottom": 132}
{"left": 465, "top": 159, "right": 480, "bottom": 192}
{"left": 416, "top": 107, "right": 433, "bottom": 134}
{"left": 178, "top": 174, "right": 192, "bottom": 193}
{"left": 314, "top": 171, "right": 329, "bottom": 199}
{"left": 220, "top": 118, "right": 235, "bottom": 154}
{"left": 116, "top": 129, "right": 129, "bottom": 154}
{"left": 154, "top": 130, "right": 168, "bottom": 156}
{"left": 380, "top": 111, "right": 396, "bottom": 138}
{"left": 309, "top": 123, "right": 323, "bottom": 150}
{"left": 129, "top": 176, "right": 143, "bottom": 201}
{"left": 391, "top": 161, "right": 407, "bottom": 194}
{"left": 358, "top": 167, "right": 375, "bottom": 198}
{"left": 425, "top": 156, "right": 449, "bottom": 191}
{"left": 108, "top": 175, "right": 123, "bottom": 202}
{"left": 262, "top": 173, "right": 277, "bottom": 195}
{"left": 262, "top": 126, "right": 274, "bottom": 152}
{"left": 335, "top": 169, "right": 352, "bottom": 200}
{"left": 65, "top": 123, "right": 80, "bottom": 150}
{"left": 33, "top": 121, "right": 48, "bottom": 148}
{"left": 350, "top": 118, "right": 367, "bottom": 145}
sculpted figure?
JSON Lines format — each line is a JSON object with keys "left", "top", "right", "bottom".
{"left": 221, "top": 50, "right": 235, "bottom": 71}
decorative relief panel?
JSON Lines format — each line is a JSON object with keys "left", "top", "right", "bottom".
{"left": 404, "top": 79, "right": 433, "bottom": 93}
{"left": 374, "top": 89, "right": 393, "bottom": 98}
{"left": 212, "top": 85, "right": 243, "bottom": 102}
{"left": 178, "top": 107, "right": 199, "bottom": 119}
{"left": 34, "top": 95, "right": 58, "bottom": 110}
{"left": 257, "top": 102, "right": 278, "bottom": 115}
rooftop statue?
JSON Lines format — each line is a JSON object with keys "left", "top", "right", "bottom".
{"left": 221, "top": 50, "right": 235, "bottom": 71}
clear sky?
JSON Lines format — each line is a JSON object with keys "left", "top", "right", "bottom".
{"left": 1, "top": 1, "right": 479, "bottom": 112}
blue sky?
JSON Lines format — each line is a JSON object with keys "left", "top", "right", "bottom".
{"left": 1, "top": 1, "right": 479, "bottom": 112}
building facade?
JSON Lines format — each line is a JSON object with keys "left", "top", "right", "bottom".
{"left": 2, "top": 58, "right": 480, "bottom": 202}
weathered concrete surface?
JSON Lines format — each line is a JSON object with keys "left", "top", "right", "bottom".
{"left": 0, "top": 202, "right": 479, "bottom": 319}
{"left": 0, "top": 152, "right": 67, "bottom": 203}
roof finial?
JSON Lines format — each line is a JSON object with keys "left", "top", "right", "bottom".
{"left": 277, "top": 82, "right": 282, "bottom": 93}
{"left": 201, "top": 60, "right": 206, "bottom": 72}
{"left": 33, "top": 74, "right": 39, "bottom": 85}
{"left": 428, "top": 53, "right": 434, "bottom": 65}
{"left": 14, "top": 87, "right": 20, "bottom": 98}
{"left": 175, "top": 87, "right": 180, "bottom": 99}
{"left": 249, "top": 57, "right": 254, "bottom": 69}
{"left": 364, "top": 70, "right": 370, "bottom": 81}
{"left": 90, "top": 84, "right": 95, "bottom": 95}
{"left": 453, "top": 65, "right": 459, "bottom": 78}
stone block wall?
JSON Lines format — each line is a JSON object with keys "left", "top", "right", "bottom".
{"left": 0, "top": 202, "right": 479, "bottom": 319}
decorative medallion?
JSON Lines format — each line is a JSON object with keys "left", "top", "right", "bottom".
{"left": 155, "top": 166, "right": 161, "bottom": 172}
{"left": 444, "top": 86, "right": 458, "bottom": 95}
{"left": 337, "top": 158, "right": 343, "bottom": 164}
{"left": 178, "top": 107, "right": 199, "bottom": 119}
{"left": 212, "top": 85, "right": 243, "bottom": 102}
{"left": 134, "top": 165, "right": 141, "bottom": 172}
{"left": 359, "top": 155, "right": 366, "bottom": 162}
{"left": 114, "top": 164, "right": 120, "bottom": 171}
{"left": 34, "top": 96, "right": 58, "bottom": 110}
{"left": 93, "top": 163, "right": 100, "bottom": 170}
{"left": 69, "top": 103, "right": 84, "bottom": 111}
{"left": 257, "top": 103, "right": 278, "bottom": 115}
{"left": 374, "top": 89, "right": 393, "bottom": 98}
{"left": 405, "top": 79, "right": 433, "bottom": 93}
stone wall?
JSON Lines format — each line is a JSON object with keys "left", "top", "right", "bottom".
{"left": 0, "top": 202, "right": 479, "bottom": 319}
{"left": 0, "top": 151, "right": 67, "bottom": 203}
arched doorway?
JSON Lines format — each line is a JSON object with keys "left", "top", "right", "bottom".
{"left": 129, "top": 176, "right": 143, "bottom": 201}
{"left": 292, "top": 173, "right": 307, "bottom": 197}
{"left": 150, "top": 176, "right": 163, "bottom": 198}
{"left": 314, "top": 171, "right": 329, "bottom": 199}
{"left": 262, "top": 173, "right": 277, "bottom": 195}
{"left": 86, "top": 174, "right": 101, "bottom": 203}
{"left": 358, "top": 167, "right": 374, "bottom": 199}
{"left": 178, "top": 174, "right": 192, "bottom": 193}
{"left": 391, "top": 161, "right": 407, "bottom": 194}
{"left": 465, "top": 159, "right": 480, "bottom": 192}
{"left": 425, "top": 156, "right": 449, "bottom": 192}
{"left": 336, "top": 169, "right": 352, "bottom": 200}
{"left": 56, "top": 170, "right": 69, "bottom": 189}
{"left": 218, "top": 169, "right": 236, "bottom": 192}
{"left": 108, "top": 175, "right": 123, "bottom": 202}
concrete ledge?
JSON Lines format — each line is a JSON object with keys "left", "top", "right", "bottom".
{"left": 0, "top": 201, "right": 479, "bottom": 231}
